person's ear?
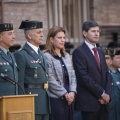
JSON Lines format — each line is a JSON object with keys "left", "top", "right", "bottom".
{"left": 0, "top": 34, "right": 2, "bottom": 42}
{"left": 82, "top": 30, "right": 87, "bottom": 38}
{"left": 50, "top": 37, "right": 53, "bottom": 43}
{"left": 27, "top": 33, "right": 32, "bottom": 39}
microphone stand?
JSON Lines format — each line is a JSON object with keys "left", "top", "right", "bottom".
{"left": 0, "top": 73, "right": 26, "bottom": 95}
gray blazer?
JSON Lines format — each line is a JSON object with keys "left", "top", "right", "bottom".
{"left": 44, "top": 52, "right": 76, "bottom": 98}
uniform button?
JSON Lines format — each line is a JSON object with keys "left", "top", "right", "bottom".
{"left": 5, "top": 69, "right": 8, "bottom": 71}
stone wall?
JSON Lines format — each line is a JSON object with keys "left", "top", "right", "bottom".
{"left": 2, "top": 0, "right": 120, "bottom": 47}
{"left": 93, "top": 0, "right": 120, "bottom": 47}
{"left": 93, "top": 0, "right": 120, "bottom": 26}
{"left": 3, "top": 0, "right": 48, "bottom": 46}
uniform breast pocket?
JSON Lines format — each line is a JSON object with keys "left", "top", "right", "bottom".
{"left": 0, "top": 66, "right": 11, "bottom": 73}
{"left": 27, "top": 64, "right": 41, "bottom": 79}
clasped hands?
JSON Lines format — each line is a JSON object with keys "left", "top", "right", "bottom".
{"left": 98, "top": 92, "right": 110, "bottom": 104}
{"left": 65, "top": 92, "right": 75, "bottom": 105}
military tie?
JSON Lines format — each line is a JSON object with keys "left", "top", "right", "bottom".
{"left": 7, "top": 51, "right": 12, "bottom": 63}
{"left": 38, "top": 48, "right": 43, "bottom": 62}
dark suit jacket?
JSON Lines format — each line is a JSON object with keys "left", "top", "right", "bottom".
{"left": 72, "top": 42, "right": 112, "bottom": 112}
{"left": 14, "top": 43, "right": 50, "bottom": 114}
{"left": 0, "top": 48, "right": 18, "bottom": 96}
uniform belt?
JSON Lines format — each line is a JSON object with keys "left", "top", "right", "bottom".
{"left": 24, "top": 83, "right": 48, "bottom": 90}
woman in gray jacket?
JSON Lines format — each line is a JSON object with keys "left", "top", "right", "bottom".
{"left": 44, "top": 26, "right": 76, "bottom": 120}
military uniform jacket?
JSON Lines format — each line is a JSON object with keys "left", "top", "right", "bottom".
{"left": 0, "top": 48, "right": 18, "bottom": 96}
{"left": 109, "top": 69, "right": 120, "bottom": 120}
{"left": 14, "top": 43, "right": 50, "bottom": 114}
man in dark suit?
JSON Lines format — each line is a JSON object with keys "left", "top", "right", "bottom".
{"left": 72, "top": 20, "right": 112, "bottom": 120}
{"left": 14, "top": 20, "right": 50, "bottom": 120}
{"left": 0, "top": 23, "right": 18, "bottom": 96}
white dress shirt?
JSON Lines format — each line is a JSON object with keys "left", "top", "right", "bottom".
{"left": 85, "top": 40, "right": 100, "bottom": 60}
{"left": 27, "top": 41, "right": 39, "bottom": 54}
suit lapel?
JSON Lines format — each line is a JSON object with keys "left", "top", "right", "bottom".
{"left": 82, "top": 42, "right": 101, "bottom": 72}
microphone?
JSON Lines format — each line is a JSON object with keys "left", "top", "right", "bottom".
{"left": 0, "top": 73, "right": 26, "bottom": 95}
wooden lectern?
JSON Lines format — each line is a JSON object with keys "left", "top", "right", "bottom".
{"left": 0, "top": 94, "right": 38, "bottom": 120}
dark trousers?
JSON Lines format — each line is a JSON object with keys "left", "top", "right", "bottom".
{"left": 81, "top": 105, "right": 109, "bottom": 120}
{"left": 35, "top": 114, "right": 49, "bottom": 120}
{"left": 49, "top": 98, "right": 74, "bottom": 120}
{"left": 74, "top": 110, "right": 82, "bottom": 120}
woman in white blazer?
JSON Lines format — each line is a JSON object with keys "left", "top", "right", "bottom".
{"left": 44, "top": 26, "right": 76, "bottom": 120}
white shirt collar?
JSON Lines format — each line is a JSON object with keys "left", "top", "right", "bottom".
{"left": 0, "top": 46, "right": 8, "bottom": 54}
{"left": 85, "top": 40, "right": 98, "bottom": 55}
{"left": 27, "top": 41, "right": 39, "bottom": 54}
{"left": 85, "top": 40, "right": 96, "bottom": 50}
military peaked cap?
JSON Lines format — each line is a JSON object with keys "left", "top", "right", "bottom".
{"left": 0, "top": 23, "right": 13, "bottom": 32}
{"left": 113, "top": 49, "right": 120, "bottom": 55}
{"left": 19, "top": 20, "right": 43, "bottom": 30}
{"left": 104, "top": 48, "right": 120, "bottom": 56}
{"left": 104, "top": 49, "right": 112, "bottom": 55}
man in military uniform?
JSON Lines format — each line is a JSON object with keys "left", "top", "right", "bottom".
{"left": 0, "top": 23, "right": 18, "bottom": 96}
{"left": 104, "top": 48, "right": 112, "bottom": 68}
{"left": 108, "top": 49, "right": 120, "bottom": 120}
{"left": 14, "top": 20, "right": 50, "bottom": 120}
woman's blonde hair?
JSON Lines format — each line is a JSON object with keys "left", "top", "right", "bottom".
{"left": 45, "top": 26, "right": 66, "bottom": 56}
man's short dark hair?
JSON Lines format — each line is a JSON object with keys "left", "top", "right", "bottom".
{"left": 82, "top": 20, "right": 99, "bottom": 32}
